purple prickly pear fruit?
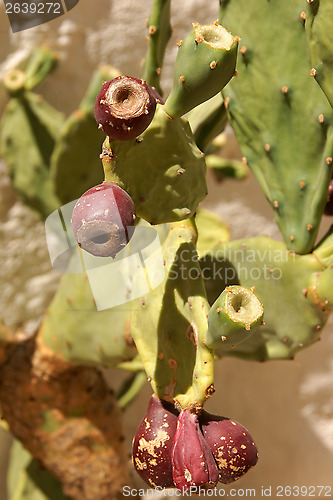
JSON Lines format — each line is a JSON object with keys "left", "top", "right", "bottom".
{"left": 324, "top": 176, "right": 333, "bottom": 216}
{"left": 132, "top": 394, "right": 178, "bottom": 488}
{"left": 171, "top": 409, "right": 219, "bottom": 491}
{"left": 71, "top": 182, "right": 136, "bottom": 258}
{"left": 94, "top": 76, "right": 161, "bottom": 140}
{"left": 200, "top": 410, "right": 258, "bottom": 484}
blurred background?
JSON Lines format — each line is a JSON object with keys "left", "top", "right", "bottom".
{"left": 0, "top": 0, "right": 332, "bottom": 498}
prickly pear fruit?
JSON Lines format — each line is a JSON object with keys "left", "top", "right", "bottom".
{"left": 132, "top": 393, "right": 178, "bottom": 488}
{"left": 205, "top": 285, "right": 264, "bottom": 350}
{"left": 324, "top": 176, "right": 333, "bottom": 215}
{"left": 200, "top": 410, "right": 258, "bottom": 484}
{"left": 94, "top": 76, "right": 159, "bottom": 140}
{"left": 171, "top": 409, "right": 219, "bottom": 491}
{"left": 164, "top": 23, "right": 238, "bottom": 119}
{"left": 71, "top": 182, "right": 136, "bottom": 258}
{"left": 50, "top": 65, "right": 121, "bottom": 205}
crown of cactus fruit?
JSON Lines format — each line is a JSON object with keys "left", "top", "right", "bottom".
{"left": 94, "top": 75, "right": 161, "bottom": 140}
{"left": 200, "top": 410, "right": 258, "bottom": 484}
{"left": 205, "top": 285, "right": 264, "bottom": 350}
{"left": 164, "top": 22, "right": 238, "bottom": 119}
{"left": 219, "top": 0, "right": 333, "bottom": 254}
{"left": 71, "top": 181, "right": 136, "bottom": 258}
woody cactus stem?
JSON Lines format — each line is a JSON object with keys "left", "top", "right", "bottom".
{"left": 205, "top": 285, "right": 264, "bottom": 350}
{"left": 164, "top": 22, "right": 238, "bottom": 119}
{"left": 142, "top": 0, "right": 171, "bottom": 96}
{"left": 0, "top": 335, "right": 130, "bottom": 500}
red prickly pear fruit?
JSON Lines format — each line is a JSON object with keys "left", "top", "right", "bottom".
{"left": 324, "top": 177, "right": 333, "bottom": 216}
{"left": 94, "top": 76, "right": 160, "bottom": 140}
{"left": 200, "top": 410, "right": 258, "bottom": 484}
{"left": 171, "top": 409, "right": 219, "bottom": 491}
{"left": 132, "top": 394, "right": 178, "bottom": 488}
{"left": 71, "top": 182, "right": 136, "bottom": 258}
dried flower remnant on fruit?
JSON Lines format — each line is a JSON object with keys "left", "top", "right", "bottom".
{"left": 94, "top": 76, "right": 160, "bottom": 140}
{"left": 71, "top": 182, "right": 136, "bottom": 258}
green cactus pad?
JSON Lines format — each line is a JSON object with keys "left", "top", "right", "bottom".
{"left": 194, "top": 208, "right": 230, "bottom": 259}
{"left": 306, "top": 0, "right": 333, "bottom": 109}
{"left": 205, "top": 285, "right": 264, "bottom": 350}
{"left": 39, "top": 261, "right": 137, "bottom": 367}
{"left": 219, "top": 0, "right": 333, "bottom": 254}
{"left": 200, "top": 236, "right": 330, "bottom": 361}
{"left": 23, "top": 45, "right": 59, "bottom": 91}
{"left": 187, "top": 92, "right": 228, "bottom": 152}
{"left": 205, "top": 154, "right": 249, "bottom": 181}
{"left": 8, "top": 440, "right": 69, "bottom": 500}
{"left": 142, "top": 0, "right": 171, "bottom": 96}
{"left": 102, "top": 104, "right": 207, "bottom": 224}
{"left": 0, "top": 91, "right": 63, "bottom": 219}
{"left": 50, "top": 112, "right": 105, "bottom": 204}
{"left": 164, "top": 23, "right": 238, "bottom": 119}
{"left": 130, "top": 220, "right": 215, "bottom": 410}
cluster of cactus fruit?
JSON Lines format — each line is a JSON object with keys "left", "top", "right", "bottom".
{"left": 0, "top": 0, "right": 333, "bottom": 498}
{"left": 132, "top": 394, "right": 258, "bottom": 491}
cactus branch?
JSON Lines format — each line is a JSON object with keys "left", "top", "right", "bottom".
{"left": 142, "top": 0, "right": 172, "bottom": 96}
{"left": 205, "top": 285, "right": 264, "bottom": 350}
{"left": 164, "top": 22, "right": 238, "bottom": 118}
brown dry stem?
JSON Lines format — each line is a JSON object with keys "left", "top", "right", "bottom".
{"left": 0, "top": 334, "right": 131, "bottom": 500}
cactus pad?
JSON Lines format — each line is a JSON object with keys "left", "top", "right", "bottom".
{"left": 219, "top": 0, "right": 333, "bottom": 254}
{"left": 201, "top": 236, "right": 330, "bottom": 361}
{"left": 101, "top": 105, "right": 207, "bottom": 224}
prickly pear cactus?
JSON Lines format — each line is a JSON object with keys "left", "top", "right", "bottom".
{"left": 130, "top": 219, "right": 215, "bottom": 410}
{"left": 219, "top": 0, "right": 333, "bottom": 254}
{"left": 201, "top": 235, "right": 331, "bottom": 361}
{"left": 164, "top": 22, "right": 238, "bottom": 119}
{"left": 0, "top": 47, "right": 63, "bottom": 219}
{"left": 39, "top": 255, "right": 137, "bottom": 367}
{"left": 101, "top": 105, "right": 207, "bottom": 224}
